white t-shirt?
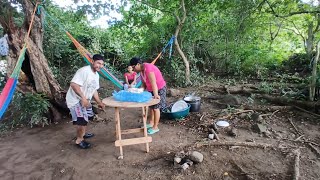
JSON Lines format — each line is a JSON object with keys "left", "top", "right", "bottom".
{"left": 66, "top": 65, "right": 100, "bottom": 108}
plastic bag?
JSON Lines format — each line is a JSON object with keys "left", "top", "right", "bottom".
{"left": 112, "top": 90, "right": 152, "bottom": 102}
{"left": 0, "top": 35, "right": 9, "bottom": 56}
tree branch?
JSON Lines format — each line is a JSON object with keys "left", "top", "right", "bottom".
{"left": 266, "top": 0, "right": 320, "bottom": 18}
{"left": 269, "top": 21, "right": 282, "bottom": 41}
{"left": 137, "top": 0, "right": 172, "bottom": 14}
{"left": 314, "top": 14, "right": 320, "bottom": 33}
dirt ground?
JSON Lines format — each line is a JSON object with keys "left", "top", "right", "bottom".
{"left": 1, "top": 83, "right": 320, "bottom": 180}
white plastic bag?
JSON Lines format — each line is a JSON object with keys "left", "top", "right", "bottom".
{"left": 0, "top": 34, "right": 9, "bottom": 56}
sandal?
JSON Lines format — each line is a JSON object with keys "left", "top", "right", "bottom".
{"left": 83, "top": 133, "right": 95, "bottom": 139}
{"left": 76, "top": 140, "right": 91, "bottom": 149}
{"left": 72, "top": 133, "right": 95, "bottom": 140}
{"left": 141, "top": 124, "right": 153, "bottom": 129}
{"left": 147, "top": 128, "right": 160, "bottom": 135}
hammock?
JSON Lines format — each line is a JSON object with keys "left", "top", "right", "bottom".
{"left": 40, "top": 6, "right": 174, "bottom": 89}
{"left": 0, "top": 1, "right": 40, "bottom": 119}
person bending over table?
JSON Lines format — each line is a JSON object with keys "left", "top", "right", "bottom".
{"left": 129, "top": 57, "right": 167, "bottom": 135}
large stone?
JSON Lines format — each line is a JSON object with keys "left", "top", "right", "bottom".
{"left": 221, "top": 94, "right": 241, "bottom": 106}
{"left": 168, "top": 88, "right": 181, "bottom": 97}
{"left": 252, "top": 123, "right": 267, "bottom": 133}
{"left": 208, "top": 134, "right": 214, "bottom": 140}
{"left": 188, "top": 151, "right": 204, "bottom": 163}
{"left": 251, "top": 113, "right": 262, "bottom": 121}
{"left": 174, "top": 157, "right": 182, "bottom": 164}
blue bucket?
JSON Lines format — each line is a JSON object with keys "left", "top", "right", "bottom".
{"left": 161, "top": 104, "right": 191, "bottom": 120}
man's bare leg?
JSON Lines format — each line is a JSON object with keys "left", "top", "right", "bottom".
{"left": 76, "top": 126, "right": 86, "bottom": 144}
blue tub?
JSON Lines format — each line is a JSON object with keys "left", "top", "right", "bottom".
{"left": 161, "top": 104, "right": 191, "bottom": 120}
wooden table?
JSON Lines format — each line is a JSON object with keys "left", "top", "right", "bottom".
{"left": 102, "top": 97, "right": 160, "bottom": 159}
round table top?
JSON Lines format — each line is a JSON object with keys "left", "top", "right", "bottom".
{"left": 102, "top": 96, "right": 160, "bottom": 108}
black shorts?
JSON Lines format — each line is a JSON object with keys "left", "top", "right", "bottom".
{"left": 73, "top": 118, "right": 88, "bottom": 126}
{"left": 150, "top": 86, "right": 167, "bottom": 111}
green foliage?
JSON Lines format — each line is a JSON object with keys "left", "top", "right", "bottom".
{"left": 258, "top": 82, "right": 274, "bottom": 94}
{"left": 281, "top": 53, "right": 313, "bottom": 73}
{"left": 14, "top": 0, "right": 320, "bottom": 92}
{"left": 10, "top": 92, "right": 50, "bottom": 128}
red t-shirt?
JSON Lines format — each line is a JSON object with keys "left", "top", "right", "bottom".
{"left": 124, "top": 72, "right": 137, "bottom": 81}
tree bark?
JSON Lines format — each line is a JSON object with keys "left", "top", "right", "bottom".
{"left": 306, "top": 22, "right": 314, "bottom": 60}
{"left": 2, "top": 0, "right": 67, "bottom": 120}
{"left": 310, "top": 41, "right": 320, "bottom": 101}
{"left": 174, "top": 0, "right": 191, "bottom": 85}
{"left": 259, "top": 94, "right": 320, "bottom": 111}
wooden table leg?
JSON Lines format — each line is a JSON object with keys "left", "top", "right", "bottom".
{"left": 115, "top": 107, "right": 123, "bottom": 159}
{"left": 142, "top": 106, "right": 150, "bottom": 152}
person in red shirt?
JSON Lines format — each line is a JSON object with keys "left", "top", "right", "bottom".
{"left": 124, "top": 65, "right": 137, "bottom": 88}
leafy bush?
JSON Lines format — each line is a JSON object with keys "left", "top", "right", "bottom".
{"left": 10, "top": 92, "right": 50, "bottom": 128}
{"left": 281, "top": 53, "right": 313, "bottom": 74}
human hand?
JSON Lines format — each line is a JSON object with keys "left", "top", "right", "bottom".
{"left": 81, "top": 98, "right": 90, "bottom": 108}
{"left": 98, "top": 102, "right": 105, "bottom": 109}
{"left": 154, "top": 94, "right": 160, "bottom": 99}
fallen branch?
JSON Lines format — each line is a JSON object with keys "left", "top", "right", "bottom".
{"left": 217, "top": 110, "right": 254, "bottom": 120}
{"left": 288, "top": 118, "right": 302, "bottom": 136}
{"left": 208, "top": 128, "right": 220, "bottom": 141}
{"left": 195, "top": 141, "right": 274, "bottom": 149}
{"left": 202, "top": 85, "right": 262, "bottom": 95}
{"left": 211, "top": 121, "right": 218, "bottom": 132}
{"left": 200, "top": 114, "right": 205, "bottom": 121}
{"left": 308, "top": 143, "right": 320, "bottom": 157}
{"left": 293, "top": 105, "right": 320, "bottom": 118}
{"left": 243, "top": 105, "right": 293, "bottom": 112}
{"left": 294, "top": 135, "right": 304, "bottom": 141}
{"left": 258, "top": 94, "right": 320, "bottom": 111}
{"left": 281, "top": 138, "right": 319, "bottom": 147}
{"left": 293, "top": 148, "right": 301, "bottom": 180}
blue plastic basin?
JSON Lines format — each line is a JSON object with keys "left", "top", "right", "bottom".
{"left": 162, "top": 104, "right": 191, "bottom": 120}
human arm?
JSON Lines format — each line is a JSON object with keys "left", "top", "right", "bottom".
{"left": 141, "top": 81, "right": 146, "bottom": 91}
{"left": 93, "top": 90, "right": 105, "bottom": 109}
{"left": 125, "top": 74, "right": 129, "bottom": 84}
{"left": 148, "top": 72, "right": 159, "bottom": 99}
{"left": 131, "top": 74, "right": 137, "bottom": 85}
{"left": 70, "top": 82, "right": 89, "bottom": 107}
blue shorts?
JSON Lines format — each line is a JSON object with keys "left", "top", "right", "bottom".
{"left": 150, "top": 86, "right": 167, "bottom": 111}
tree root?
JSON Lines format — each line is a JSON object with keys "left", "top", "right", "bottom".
{"left": 195, "top": 141, "right": 274, "bottom": 149}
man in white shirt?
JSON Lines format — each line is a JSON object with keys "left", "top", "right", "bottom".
{"left": 66, "top": 54, "right": 106, "bottom": 149}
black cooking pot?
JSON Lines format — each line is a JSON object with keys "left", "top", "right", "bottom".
{"left": 183, "top": 96, "right": 201, "bottom": 112}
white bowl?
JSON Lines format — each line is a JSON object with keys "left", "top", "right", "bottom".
{"left": 171, "top": 100, "right": 188, "bottom": 113}
{"left": 216, "top": 120, "right": 230, "bottom": 127}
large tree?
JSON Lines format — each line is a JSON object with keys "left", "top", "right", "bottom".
{"left": 0, "top": 0, "right": 67, "bottom": 120}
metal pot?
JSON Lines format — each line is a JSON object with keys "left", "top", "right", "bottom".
{"left": 183, "top": 96, "right": 201, "bottom": 112}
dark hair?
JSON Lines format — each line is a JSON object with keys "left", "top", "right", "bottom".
{"left": 92, "top": 54, "right": 105, "bottom": 61}
{"left": 129, "top": 57, "right": 142, "bottom": 66}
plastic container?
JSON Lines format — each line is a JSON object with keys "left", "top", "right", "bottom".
{"left": 112, "top": 90, "right": 152, "bottom": 102}
{"left": 183, "top": 96, "right": 201, "bottom": 112}
{"left": 162, "top": 104, "right": 191, "bottom": 120}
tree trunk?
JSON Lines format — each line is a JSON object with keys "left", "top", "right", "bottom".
{"left": 309, "top": 41, "right": 320, "bottom": 101}
{"left": 3, "top": 0, "right": 67, "bottom": 120}
{"left": 306, "top": 22, "right": 314, "bottom": 60}
{"left": 259, "top": 94, "right": 320, "bottom": 112}
{"left": 174, "top": 0, "right": 191, "bottom": 85}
